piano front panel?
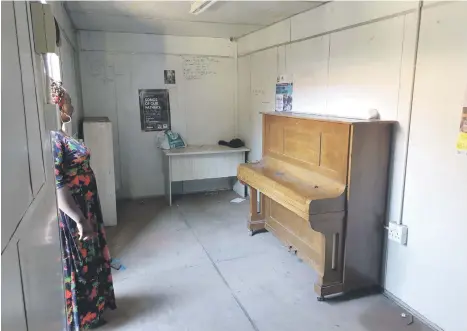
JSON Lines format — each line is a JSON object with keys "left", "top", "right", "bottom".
{"left": 264, "top": 197, "right": 326, "bottom": 275}
{"left": 266, "top": 121, "right": 284, "bottom": 155}
{"left": 263, "top": 114, "right": 351, "bottom": 184}
{"left": 283, "top": 127, "right": 321, "bottom": 165}
{"left": 320, "top": 127, "right": 351, "bottom": 183}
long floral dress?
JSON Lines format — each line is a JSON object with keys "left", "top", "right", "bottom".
{"left": 52, "top": 130, "right": 116, "bottom": 330}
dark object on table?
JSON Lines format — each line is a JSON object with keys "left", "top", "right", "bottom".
{"left": 218, "top": 138, "right": 245, "bottom": 148}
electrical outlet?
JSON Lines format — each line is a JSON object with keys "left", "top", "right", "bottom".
{"left": 387, "top": 222, "right": 408, "bottom": 245}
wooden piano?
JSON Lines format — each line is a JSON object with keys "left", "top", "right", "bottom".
{"left": 238, "top": 112, "right": 395, "bottom": 300}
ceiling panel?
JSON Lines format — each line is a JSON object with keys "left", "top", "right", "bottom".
{"left": 66, "top": 1, "right": 324, "bottom": 38}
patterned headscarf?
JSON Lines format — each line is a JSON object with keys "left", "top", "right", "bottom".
{"left": 50, "top": 80, "right": 67, "bottom": 109}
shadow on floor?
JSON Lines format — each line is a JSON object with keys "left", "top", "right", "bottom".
{"left": 106, "top": 198, "right": 167, "bottom": 257}
{"left": 325, "top": 287, "right": 382, "bottom": 305}
{"left": 358, "top": 304, "right": 428, "bottom": 331}
{"left": 104, "top": 293, "right": 168, "bottom": 329}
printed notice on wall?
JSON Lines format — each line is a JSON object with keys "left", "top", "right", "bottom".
{"left": 275, "top": 74, "right": 293, "bottom": 112}
{"left": 138, "top": 89, "right": 170, "bottom": 132}
{"left": 456, "top": 89, "right": 467, "bottom": 155}
{"left": 182, "top": 56, "right": 219, "bottom": 80}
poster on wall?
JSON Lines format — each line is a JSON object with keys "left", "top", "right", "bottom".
{"left": 138, "top": 89, "right": 171, "bottom": 132}
{"left": 275, "top": 74, "right": 293, "bottom": 112}
{"left": 164, "top": 70, "right": 176, "bottom": 84}
{"left": 456, "top": 90, "right": 467, "bottom": 155}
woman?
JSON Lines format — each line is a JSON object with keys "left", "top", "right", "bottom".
{"left": 51, "top": 81, "right": 116, "bottom": 330}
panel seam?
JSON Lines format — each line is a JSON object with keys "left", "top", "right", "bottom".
{"left": 13, "top": 2, "right": 34, "bottom": 198}
{"left": 25, "top": 2, "right": 47, "bottom": 183}
{"left": 238, "top": 8, "right": 418, "bottom": 58}
{"left": 17, "top": 240, "right": 30, "bottom": 331}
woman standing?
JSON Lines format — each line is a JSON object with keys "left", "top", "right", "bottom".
{"left": 51, "top": 81, "right": 116, "bottom": 330}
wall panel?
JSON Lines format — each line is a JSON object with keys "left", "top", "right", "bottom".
{"left": 1, "top": 2, "right": 33, "bottom": 247}
{"left": 385, "top": 3, "right": 467, "bottom": 330}
{"left": 79, "top": 31, "right": 234, "bottom": 57}
{"left": 248, "top": 48, "right": 278, "bottom": 161}
{"left": 291, "top": 1, "right": 418, "bottom": 41}
{"left": 237, "top": 20, "right": 290, "bottom": 56}
{"left": 237, "top": 56, "right": 251, "bottom": 145}
{"left": 285, "top": 36, "right": 329, "bottom": 115}
{"left": 326, "top": 16, "right": 405, "bottom": 119}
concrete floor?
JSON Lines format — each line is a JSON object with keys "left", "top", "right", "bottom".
{"left": 103, "top": 191, "right": 433, "bottom": 331}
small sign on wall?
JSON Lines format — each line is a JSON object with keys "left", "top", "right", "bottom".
{"left": 164, "top": 70, "right": 176, "bottom": 84}
{"left": 457, "top": 106, "right": 467, "bottom": 155}
{"left": 275, "top": 74, "right": 293, "bottom": 112}
{"left": 139, "top": 89, "right": 171, "bottom": 132}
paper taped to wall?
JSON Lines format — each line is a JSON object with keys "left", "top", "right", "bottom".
{"left": 456, "top": 90, "right": 467, "bottom": 155}
{"left": 275, "top": 74, "right": 293, "bottom": 112}
{"left": 182, "top": 56, "right": 219, "bottom": 80}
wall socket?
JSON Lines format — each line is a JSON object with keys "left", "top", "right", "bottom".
{"left": 387, "top": 222, "right": 408, "bottom": 245}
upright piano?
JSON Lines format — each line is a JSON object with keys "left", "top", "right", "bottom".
{"left": 238, "top": 112, "right": 395, "bottom": 300}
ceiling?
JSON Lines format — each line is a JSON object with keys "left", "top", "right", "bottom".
{"left": 66, "top": 1, "right": 324, "bottom": 39}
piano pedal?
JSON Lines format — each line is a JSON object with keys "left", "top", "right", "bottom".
{"left": 287, "top": 246, "right": 298, "bottom": 255}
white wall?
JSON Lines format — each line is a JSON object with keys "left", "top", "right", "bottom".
{"left": 385, "top": 3, "right": 467, "bottom": 331}
{"left": 236, "top": 1, "right": 467, "bottom": 330}
{"left": 79, "top": 31, "right": 236, "bottom": 198}
{"left": 60, "top": 38, "right": 83, "bottom": 136}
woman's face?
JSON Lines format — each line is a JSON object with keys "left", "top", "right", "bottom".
{"left": 60, "top": 94, "right": 74, "bottom": 122}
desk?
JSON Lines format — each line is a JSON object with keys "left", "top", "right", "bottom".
{"left": 163, "top": 145, "right": 250, "bottom": 205}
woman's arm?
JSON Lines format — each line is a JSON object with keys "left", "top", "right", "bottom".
{"left": 57, "top": 186, "right": 95, "bottom": 240}
{"left": 56, "top": 186, "right": 86, "bottom": 222}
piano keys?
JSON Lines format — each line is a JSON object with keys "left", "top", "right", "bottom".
{"left": 238, "top": 112, "right": 395, "bottom": 300}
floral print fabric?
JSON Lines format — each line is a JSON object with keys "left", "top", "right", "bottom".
{"left": 52, "top": 131, "right": 116, "bottom": 330}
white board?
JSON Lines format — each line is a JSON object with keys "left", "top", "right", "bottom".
{"left": 182, "top": 56, "right": 235, "bottom": 146}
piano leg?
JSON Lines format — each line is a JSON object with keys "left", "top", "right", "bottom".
{"left": 247, "top": 187, "right": 267, "bottom": 236}
{"left": 310, "top": 212, "right": 346, "bottom": 298}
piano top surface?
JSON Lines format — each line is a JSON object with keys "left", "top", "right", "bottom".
{"left": 262, "top": 111, "right": 397, "bottom": 124}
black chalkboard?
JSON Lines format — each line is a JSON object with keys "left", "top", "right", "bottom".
{"left": 138, "top": 89, "right": 171, "bottom": 132}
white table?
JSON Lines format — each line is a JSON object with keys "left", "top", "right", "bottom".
{"left": 162, "top": 145, "right": 250, "bottom": 205}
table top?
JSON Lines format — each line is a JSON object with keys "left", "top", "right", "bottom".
{"left": 163, "top": 145, "right": 250, "bottom": 156}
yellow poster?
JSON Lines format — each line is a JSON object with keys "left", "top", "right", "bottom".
{"left": 457, "top": 93, "right": 467, "bottom": 155}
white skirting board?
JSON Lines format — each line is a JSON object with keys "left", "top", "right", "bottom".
{"left": 83, "top": 117, "right": 117, "bottom": 226}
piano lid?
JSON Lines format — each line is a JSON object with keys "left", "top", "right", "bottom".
{"left": 261, "top": 111, "right": 397, "bottom": 125}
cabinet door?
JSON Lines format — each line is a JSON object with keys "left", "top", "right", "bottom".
{"left": 1, "top": 244, "right": 28, "bottom": 331}
{"left": 1, "top": 1, "right": 34, "bottom": 250}
{"left": 1, "top": 2, "right": 65, "bottom": 331}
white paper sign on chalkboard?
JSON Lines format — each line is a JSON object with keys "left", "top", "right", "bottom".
{"left": 138, "top": 89, "right": 170, "bottom": 132}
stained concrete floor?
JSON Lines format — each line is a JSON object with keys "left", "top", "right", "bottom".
{"left": 103, "top": 191, "right": 433, "bottom": 331}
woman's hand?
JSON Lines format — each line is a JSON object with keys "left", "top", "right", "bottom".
{"left": 77, "top": 218, "right": 96, "bottom": 241}
{"left": 57, "top": 187, "right": 96, "bottom": 241}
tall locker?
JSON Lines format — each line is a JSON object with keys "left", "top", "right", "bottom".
{"left": 83, "top": 117, "right": 117, "bottom": 226}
